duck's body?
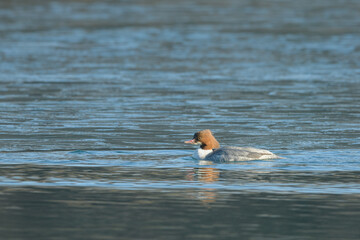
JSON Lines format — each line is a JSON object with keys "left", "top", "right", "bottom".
{"left": 185, "top": 129, "right": 280, "bottom": 162}
{"left": 194, "top": 146, "right": 279, "bottom": 162}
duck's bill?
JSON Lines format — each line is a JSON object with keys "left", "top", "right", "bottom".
{"left": 184, "top": 138, "right": 196, "bottom": 144}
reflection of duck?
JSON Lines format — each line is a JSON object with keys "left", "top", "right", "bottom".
{"left": 186, "top": 167, "right": 220, "bottom": 204}
{"left": 187, "top": 167, "right": 220, "bottom": 183}
{"left": 184, "top": 129, "right": 280, "bottom": 162}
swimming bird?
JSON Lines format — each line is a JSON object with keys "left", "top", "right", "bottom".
{"left": 184, "top": 129, "right": 280, "bottom": 162}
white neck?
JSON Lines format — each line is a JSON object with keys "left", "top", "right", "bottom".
{"left": 193, "top": 148, "right": 213, "bottom": 160}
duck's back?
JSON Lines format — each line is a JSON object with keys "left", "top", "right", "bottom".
{"left": 205, "top": 146, "right": 279, "bottom": 162}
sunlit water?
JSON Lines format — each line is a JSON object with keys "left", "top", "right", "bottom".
{"left": 1, "top": 0, "right": 360, "bottom": 239}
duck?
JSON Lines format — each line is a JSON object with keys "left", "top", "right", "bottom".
{"left": 184, "top": 129, "right": 280, "bottom": 162}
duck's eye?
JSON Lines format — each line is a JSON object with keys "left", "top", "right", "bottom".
{"left": 198, "top": 136, "right": 202, "bottom": 140}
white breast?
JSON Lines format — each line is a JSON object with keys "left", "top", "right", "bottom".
{"left": 193, "top": 149, "right": 213, "bottom": 160}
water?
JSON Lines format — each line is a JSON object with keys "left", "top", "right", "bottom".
{"left": 1, "top": 0, "right": 360, "bottom": 239}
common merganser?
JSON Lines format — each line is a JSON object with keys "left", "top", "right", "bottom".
{"left": 184, "top": 129, "right": 280, "bottom": 162}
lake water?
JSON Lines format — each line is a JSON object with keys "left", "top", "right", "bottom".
{"left": 0, "top": 0, "right": 360, "bottom": 239}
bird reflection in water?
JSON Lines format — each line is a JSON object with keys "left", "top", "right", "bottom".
{"left": 186, "top": 162, "right": 220, "bottom": 205}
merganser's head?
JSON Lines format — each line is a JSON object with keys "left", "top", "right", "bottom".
{"left": 184, "top": 129, "right": 220, "bottom": 150}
